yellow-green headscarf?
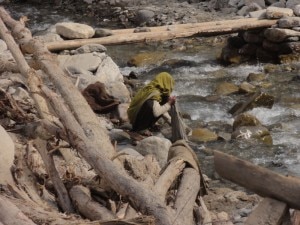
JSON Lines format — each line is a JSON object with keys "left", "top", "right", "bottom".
{"left": 127, "top": 72, "right": 175, "bottom": 124}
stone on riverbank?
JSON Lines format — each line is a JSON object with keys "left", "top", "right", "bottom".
{"left": 191, "top": 128, "right": 219, "bottom": 142}
{"left": 56, "top": 22, "right": 95, "bottom": 39}
{"left": 266, "top": 6, "right": 294, "bottom": 19}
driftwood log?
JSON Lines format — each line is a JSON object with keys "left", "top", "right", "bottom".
{"left": 0, "top": 6, "right": 117, "bottom": 160}
{"left": 45, "top": 18, "right": 277, "bottom": 51}
{"left": 214, "top": 150, "right": 300, "bottom": 210}
{"left": 0, "top": 6, "right": 210, "bottom": 225}
{"left": 0, "top": 196, "right": 37, "bottom": 225}
{"left": 244, "top": 198, "right": 288, "bottom": 225}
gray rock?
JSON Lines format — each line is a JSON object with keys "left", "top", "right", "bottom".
{"left": 243, "top": 30, "right": 264, "bottom": 43}
{"left": 94, "top": 28, "right": 113, "bottom": 37}
{"left": 266, "top": 6, "right": 294, "bottom": 19}
{"left": 95, "top": 56, "right": 124, "bottom": 84}
{"left": 228, "top": 0, "right": 240, "bottom": 7}
{"left": 105, "top": 81, "right": 131, "bottom": 103}
{"left": 56, "top": 22, "right": 95, "bottom": 39}
{"left": 116, "top": 103, "right": 129, "bottom": 122}
{"left": 264, "top": 28, "right": 300, "bottom": 42}
{"left": 245, "top": 0, "right": 265, "bottom": 8}
{"left": 0, "top": 125, "right": 15, "bottom": 185}
{"left": 265, "top": 0, "right": 280, "bottom": 5}
{"left": 286, "top": 0, "right": 299, "bottom": 9}
{"left": 279, "top": 41, "right": 300, "bottom": 54}
{"left": 249, "top": 9, "right": 267, "bottom": 18}
{"left": 293, "top": 27, "right": 300, "bottom": 32}
{"left": 135, "top": 9, "right": 155, "bottom": 25}
{"left": 57, "top": 52, "right": 105, "bottom": 72}
{"left": 237, "top": 6, "right": 251, "bottom": 16}
{"left": 72, "top": 44, "right": 107, "bottom": 54}
{"left": 0, "top": 39, "right": 7, "bottom": 53}
{"left": 278, "top": 17, "right": 300, "bottom": 28}
{"left": 270, "top": 1, "right": 286, "bottom": 8}
{"left": 262, "top": 39, "right": 280, "bottom": 52}
{"left": 136, "top": 136, "right": 171, "bottom": 168}
{"left": 294, "top": 4, "right": 300, "bottom": 16}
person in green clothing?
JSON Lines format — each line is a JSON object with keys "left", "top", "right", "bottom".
{"left": 127, "top": 72, "right": 176, "bottom": 133}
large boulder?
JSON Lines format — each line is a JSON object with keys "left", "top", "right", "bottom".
{"left": 95, "top": 56, "right": 124, "bottom": 84}
{"left": 136, "top": 136, "right": 172, "bottom": 168}
{"left": 134, "top": 9, "right": 155, "bottom": 26}
{"left": 233, "top": 113, "right": 261, "bottom": 131}
{"left": 57, "top": 52, "right": 105, "bottom": 72}
{"left": 215, "top": 82, "right": 239, "bottom": 96}
{"left": 232, "top": 125, "right": 273, "bottom": 145}
{"left": 266, "top": 6, "right": 294, "bottom": 19}
{"left": 278, "top": 17, "right": 300, "bottom": 29}
{"left": 286, "top": 0, "right": 299, "bottom": 9}
{"left": 294, "top": 4, "right": 300, "bottom": 16}
{"left": 56, "top": 22, "right": 95, "bottom": 39}
{"left": 264, "top": 28, "right": 300, "bottom": 43}
{"left": 190, "top": 128, "right": 219, "bottom": 142}
{"left": 0, "top": 125, "right": 15, "bottom": 184}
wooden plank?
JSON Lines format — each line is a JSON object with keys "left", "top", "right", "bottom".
{"left": 245, "top": 198, "right": 288, "bottom": 225}
{"left": 214, "top": 150, "right": 300, "bottom": 210}
{"left": 46, "top": 18, "right": 277, "bottom": 51}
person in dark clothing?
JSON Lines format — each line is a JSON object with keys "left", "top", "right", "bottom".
{"left": 127, "top": 72, "right": 176, "bottom": 132}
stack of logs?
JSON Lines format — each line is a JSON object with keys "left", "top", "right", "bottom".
{"left": 1, "top": 5, "right": 300, "bottom": 225}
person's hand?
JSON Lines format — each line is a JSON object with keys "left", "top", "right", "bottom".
{"left": 168, "top": 96, "right": 176, "bottom": 105}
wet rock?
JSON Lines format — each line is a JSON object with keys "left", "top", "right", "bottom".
{"left": 246, "top": 72, "right": 267, "bottom": 82}
{"left": 0, "top": 125, "right": 14, "bottom": 184}
{"left": 239, "top": 81, "right": 256, "bottom": 93}
{"left": 264, "top": 28, "right": 300, "bottom": 43}
{"left": 239, "top": 43, "right": 259, "bottom": 57}
{"left": 136, "top": 136, "right": 171, "bottom": 168}
{"left": 262, "top": 39, "right": 280, "bottom": 52}
{"left": 219, "top": 45, "right": 243, "bottom": 64}
{"left": 127, "top": 51, "right": 166, "bottom": 67}
{"left": 72, "top": 44, "right": 107, "bottom": 54}
{"left": 134, "top": 9, "right": 155, "bottom": 26}
{"left": 229, "top": 92, "right": 274, "bottom": 116}
{"left": 278, "top": 17, "right": 300, "bottom": 29}
{"left": 243, "top": 31, "right": 264, "bottom": 44}
{"left": 279, "top": 53, "right": 300, "bottom": 63}
{"left": 57, "top": 52, "right": 104, "bottom": 72}
{"left": 161, "top": 58, "right": 197, "bottom": 68}
{"left": 233, "top": 113, "right": 261, "bottom": 131}
{"left": 279, "top": 41, "right": 300, "bottom": 54}
{"left": 266, "top": 6, "right": 294, "bottom": 19}
{"left": 94, "top": 28, "right": 113, "bottom": 37}
{"left": 56, "top": 22, "right": 95, "bottom": 39}
{"left": 190, "top": 128, "right": 219, "bottom": 142}
{"left": 215, "top": 82, "right": 239, "bottom": 96}
{"left": 95, "top": 56, "right": 124, "bottom": 83}
{"left": 256, "top": 47, "right": 278, "bottom": 62}
{"left": 232, "top": 125, "right": 273, "bottom": 144}
{"left": 227, "top": 36, "right": 246, "bottom": 48}
{"left": 0, "top": 39, "right": 7, "bottom": 53}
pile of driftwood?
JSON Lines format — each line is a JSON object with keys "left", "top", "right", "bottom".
{"left": 0, "top": 6, "right": 208, "bottom": 225}
{"left": 1, "top": 6, "right": 300, "bottom": 225}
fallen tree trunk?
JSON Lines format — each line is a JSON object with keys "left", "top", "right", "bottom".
{"left": 245, "top": 198, "right": 288, "bottom": 225}
{"left": 214, "top": 150, "right": 300, "bottom": 209}
{"left": 0, "top": 6, "right": 117, "bottom": 160}
{"left": 0, "top": 196, "right": 37, "bottom": 225}
{"left": 46, "top": 18, "right": 277, "bottom": 51}
{"left": 41, "top": 85, "right": 180, "bottom": 225}
{"left": 69, "top": 185, "right": 115, "bottom": 221}
{"left": 174, "top": 168, "right": 200, "bottom": 225}
{"left": 33, "top": 139, "right": 75, "bottom": 214}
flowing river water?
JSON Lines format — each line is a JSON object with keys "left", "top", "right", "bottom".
{"left": 5, "top": 2, "right": 300, "bottom": 180}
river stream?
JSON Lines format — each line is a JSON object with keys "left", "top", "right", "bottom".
{"left": 5, "top": 2, "right": 300, "bottom": 180}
